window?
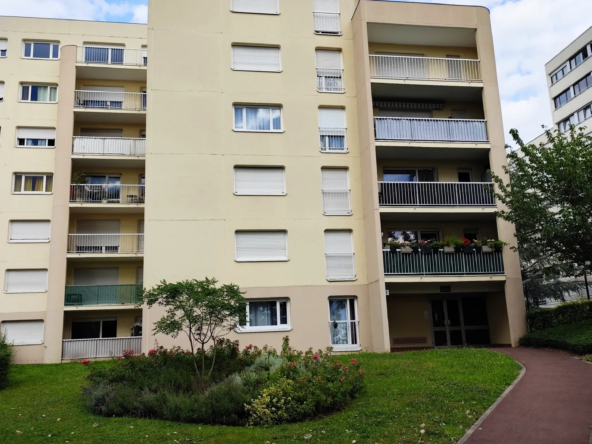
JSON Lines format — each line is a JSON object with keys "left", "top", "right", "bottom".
{"left": 16, "top": 128, "right": 56, "bottom": 147}
{"left": 5, "top": 270, "right": 48, "bottom": 293}
{"left": 387, "top": 230, "right": 439, "bottom": 244}
{"left": 1, "top": 321, "right": 44, "bottom": 345}
{"left": 140, "top": 130, "right": 146, "bottom": 138}
{"left": 0, "top": 39, "right": 6, "bottom": 57}
{"left": 76, "top": 86, "right": 124, "bottom": 109}
{"left": 554, "top": 72, "right": 592, "bottom": 109}
{"left": 9, "top": 221, "right": 50, "bottom": 243}
{"left": 559, "top": 102, "right": 592, "bottom": 133}
{"left": 328, "top": 298, "right": 359, "bottom": 350}
{"left": 232, "top": 45, "right": 281, "bottom": 72}
{"left": 316, "top": 50, "right": 344, "bottom": 93}
{"left": 313, "top": 0, "right": 341, "bottom": 35}
{"left": 142, "top": 46, "right": 147, "bottom": 66}
{"left": 234, "top": 167, "right": 286, "bottom": 195}
{"left": 383, "top": 168, "right": 434, "bottom": 182}
{"left": 321, "top": 168, "right": 351, "bottom": 215}
{"left": 83, "top": 45, "right": 124, "bottom": 64}
{"left": 71, "top": 318, "right": 117, "bottom": 339}
{"left": 231, "top": 0, "right": 279, "bottom": 14}
{"left": 234, "top": 105, "right": 283, "bottom": 132}
{"left": 325, "top": 230, "right": 355, "bottom": 281}
{"left": 457, "top": 170, "right": 472, "bottom": 183}
{"left": 570, "top": 45, "right": 590, "bottom": 70}
{"left": 235, "top": 231, "right": 288, "bottom": 262}
{"left": 13, "top": 174, "right": 53, "bottom": 194}
{"left": 319, "top": 108, "right": 346, "bottom": 152}
{"left": 551, "top": 43, "right": 592, "bottom": 84}
{"left": 23, "top": 41, "right": 59, "bottom": 59}
{"left": 0, "top": 82, "right": 4, "bottom": 101}
{"left": 239, "top": 299, "right": 290, "bottom": 332}
{"left": 554, "top": 88, "right": 573, "bottom": 108}
{"left": 463, "top": 228, "right": 480, "bottom": 241}
{"left": 20, "top": 84, "right": 58, "bottom": 103}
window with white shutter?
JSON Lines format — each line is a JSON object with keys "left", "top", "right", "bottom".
{"left": 319, "top": 108, "right": 346, "bottom": 152}
{"left": 316, "top": 50, "right": 344, "bottom": 92}
{"left": 324, "top": 231, "right": 355, "bottom": 281}
{"left": 234, "top": 167, "right": 286, "bottom": 195}
{"left": 0, "top": 39, "right": 7, "bottom": 57}
{"left": 231, "top": 0, "right": 279, "bottom": 14}
{"left": 16, "top": 128, "right": 56, "bottom": 148}
{"left": 9, "top": 221, "right": 50, "bottom": 242}
{"left": 321, "top": 168, "right": 351, "bottom": 215}
{"left": 232, "top": 46, "right": 281, "bottom": 72}
{"left": 313, "top": 0, "right": 341, "bottom": 35}
{"left": 236, "top": 231, "right": 288, "bottom": 261}
{"left": 5, "top": 270, "right": 48, "bottom": 293}
{"left": 1, "top": 320, "right": 44, "bottom": 345}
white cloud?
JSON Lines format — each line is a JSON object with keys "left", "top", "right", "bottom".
{"left": 131, "top": 4, "right": 148, "bottom": 23}
{"left": 0, "top": 0, "right": 146, "bottom": 22}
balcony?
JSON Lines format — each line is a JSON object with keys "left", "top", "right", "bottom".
{"left": 383, "top": 250, "right": 504, "bottom": 276}
{"left": 73, "top": 137, "right": 146, "bottom": 157}
{"left": 67, "top": 234, "right": 144, "bottom": 255}
{"left": 74, "top": 91, "right": 146, "bottom": 112}
{"left": 313, "top": 12, "right": 341, "bottom": 35}
{"left": 77, "top": 46, "right": 147, "bottom": 67}
{"left": 65, "top": 284, "right": 141, "bottom": 306}
{"left": 70, "top": 184, "right": 145, "bottom": 205}
{"left": 369, "top": 55, "right": 481, "bottom": 82}
{"left": 378, "top": 182, "right": 495, "bottom": 207}
{"left": 374, "top": 117, "right": 488, "bottom": 143}
{"left": 317, "top": 68, "right": 344, "bottom": 93}
{"left": 62, "top": 337, "right": 142, "bottom": 360}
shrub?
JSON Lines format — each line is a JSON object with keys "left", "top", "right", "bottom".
{"left": 0, "top": 334, "right": 12, "bottom": 390}
{"left": 519, "top": 320, "right": 592, "bottom": 355}
{"left": 527, "top": 300, "right": 592, "bottom": 332}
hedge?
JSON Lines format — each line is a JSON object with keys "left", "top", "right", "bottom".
{"left": 527, "top": 300, "right": 592, "bottom": 332}
{"left": 0, "top": 334, "right": 12, "bottom": 390}
{"left": 519, "top": 320, "right": 592, "bottom": 355}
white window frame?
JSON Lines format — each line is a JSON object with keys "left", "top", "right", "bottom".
{"left": 238, "top": 298, "right": 291, "bottom": 333}
{"left": 4, "top": 269, "right": 48, "bottom": 294}
{"left": 234, "top": 167, "right": 286, "bottom": 196}
{"left": 559, "top": 101, "right": 592, "bottom": 133}
{"left": 15, "top": 128, "right": 56, "bottom": 148}
{"left": 19, "top": 84, "right": 58, "bottom": 103}
{"left": 230, "top": 0, "right": 280, "bottom": 15}
{"left": 233, "top": 105, "right": 284, "bottom": 132}
{"left": 235, "top": 230, "right": 289, "bottom": 262}
{"left": 328, "top": 297, "right": 360, "bottom": 351}
{"left": 22, "top": 41, "right": 60, "bottom": 60}
{"left": 12, "top": 174, "right": 53, "bottom": 194}
{"left": 1, "top": 320, "right": 45, "bottom": 346}
{"left": 0, "top": 39, "right": 7, "bottom": 58}
{"left": 8, "top": 220, "right": 51, "bottom": 243}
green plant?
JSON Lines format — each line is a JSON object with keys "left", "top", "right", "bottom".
{"left": 71, "top": 170, "right": 87, "bottom": 184}
{"left": 519, "top": 320, "right": 592, "bottom": 355}
{"left": 432, "top": 241, "right": 444, "bottom": 248}
{"left": 388, "top": 240, "right": 402, "bottom": 248}
{"left": 527, "top": 300, "right": 592, "bottom": 332}
{"left": 444, "top": 236, "right": 462, "bottom": 247}
{"left": 0, "top": 334, "right": 12, "bottom": 390}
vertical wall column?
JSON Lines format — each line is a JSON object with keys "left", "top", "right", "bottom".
{"left": 44, "top": 45, "right": 76, "bottom": 363}
{"left": 475, "top": 15, "right": 527, "bottom": 346}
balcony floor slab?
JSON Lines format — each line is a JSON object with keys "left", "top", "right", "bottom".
{"left": 371, "top": 78, "right": 483, "bottom": 89}
{"left": 385, "top": 275, "right": 506, "bottom": 283}
{"left": 376, "top": 143, "right": 491, "bottom": 161}
{"left": 72, "top": 155, "right": 145, "bottom": 168}
{"left": 69, "top": 204, "right": 145, "bottom": 214}
{"left": 379, "top": 207, "right": 497, "bottom": 221}
{"left": 76, "top": 64, "right": 147, "bottom": 82}
{"left": 74, "top": 109, "right": 146, "bottom": 125}
{"left": 64, "top": 304, "right": 140, "bottom": 311}
{"left": 67, "top": 254, "right": 144, "bottom": 262}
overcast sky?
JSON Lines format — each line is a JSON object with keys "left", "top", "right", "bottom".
{"left": 0, "top": 0, "right": 589, "bottom": 144}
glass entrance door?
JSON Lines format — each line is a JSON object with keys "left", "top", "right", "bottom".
{"left": 430, "top": 297, "right": 489, "bottom": 347}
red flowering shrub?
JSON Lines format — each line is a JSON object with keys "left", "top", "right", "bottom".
{"left": 81, "top": 360, "right": 90, "bottom": 366}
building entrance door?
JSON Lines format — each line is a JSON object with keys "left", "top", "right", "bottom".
{"left": 430, "top": 296, "right": 490, "bottom": 347}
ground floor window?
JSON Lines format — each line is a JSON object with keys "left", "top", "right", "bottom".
{"left": 71, "top": 318, "right": 117, "bottom": 340}
{"left": 328, "top": 297, "right": 359, "bottom": 350}
{"left": 240, "top": 299, "right": 290, "bottom": 332}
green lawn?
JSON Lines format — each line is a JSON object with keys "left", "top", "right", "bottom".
{"left": 0, "top": 349, "right": 520, "bottom": 444}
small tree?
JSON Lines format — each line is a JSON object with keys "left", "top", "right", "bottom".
{"left": 140, "top": 277, "right": 246, "bottom": 378}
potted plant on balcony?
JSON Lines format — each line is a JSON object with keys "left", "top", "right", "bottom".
{"left": 432, "top": 241, "right": 444, "bottom": 253}
{"left": 388, "top": 240, "right": 402, "bottom": 253}
{"left": 443, "top": 236, "right": 457, "bottom": 254}
{"left": 461, "top": 238, "right": 475, "bottom": 254}
{"left": 420, "top": 240, "right": 433, "bottom": 255}
{"left": 474, "top": 239, "right": 484, "bottom": 254}
{"left": 488, "top": 239, "right": 505, "bottom": 253}
{"left": 411, "top": 241, "right": 420, "bottom": 254}
{"left": 400, "top": 241, "right": 413, "bottom": 254}
{"left": 71, "top": 171, "right": 87, "bottom": 202}
{"left": 482, "top": 239, "right": 494, "bottom": 254}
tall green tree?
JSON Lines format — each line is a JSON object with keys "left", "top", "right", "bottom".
{"left": 140, "top": 277, "right": 246, "bottom": 378}
{"left": 491, "top": 127, "right": 591, "bottom": 304}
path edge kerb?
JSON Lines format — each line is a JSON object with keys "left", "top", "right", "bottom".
{"left": 457, "top": 353, "right": 526, "bottom": 444}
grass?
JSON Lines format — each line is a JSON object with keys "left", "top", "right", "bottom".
{"left": 0, "top": 349, "right": 520, "bottom": 444}
{"left": 520, "top": 319, "right": 592, "bottom": 355}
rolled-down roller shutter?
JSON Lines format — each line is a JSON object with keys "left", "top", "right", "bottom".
{"left": 5, "top": 270, "right": 48, "bottom": 293}
{"left": 231, "top": 0, "right": 279, "bottom": 14}
{"left": 234, "top": 167, "right": 285, "bottom": 195}
{"left": 236, "top": 231, "right": 287, "bottom": 261}
{"left": 9, "top": 221, "right": 50, "bottom": 241}
{"left": 1, "top": 320, "right": 44, "bottom": 345}
{"left": 232, "top": 46, "right": 281, "bottom": 72}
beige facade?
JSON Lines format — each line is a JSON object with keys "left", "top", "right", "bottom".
{"left": 0, "top": 0, "right": 526, "bottom": 364}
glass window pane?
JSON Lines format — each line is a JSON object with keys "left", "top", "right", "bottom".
{"left": 246, "top": 107, "right": 270, "bottom": 131}
{"left": 330, "top": 322, "right": 348, "bottom": 345}
{"left": 111, "top": 48, "right": 123, "bottom": 64}
{"left": 24, "top": 43, "right": 32, "bottom": 58}
{"left": 272, "top": 108, "right": 281, "bottom": 130}
{"left": 420, "top": 231, "right": 440, "bottom": 242}
{"left": 72, "top": 321, "right": 101, "bottom": 339}
{"left": 31, "top": 86, "right": 40, "bottom": 102}
{"left": 49, "top": 87, "right": 57, "bottom": 102}
{"left": 279, "top": 302, "right": 288, "bottom": 325}
{"left": 102, "top": 320, "right": 117, "bottom": 338}
{"left": 249, "top": 301, "right": 277, "bottom": 326}
{"left": 329, "top": 299, "right": 348, "bottom": 321}
{"left": 52, "top": 44, "right": 59, "bottom": 59}
{"left": 234, "top": 107, "right": 244, "bottom": 129}
{"left": 24, "top": 176, "right": 44, "bottom": 192}
{"left": 388, "top": 230, "right": 418, "bottom": 243}
{"left": 383, "top": 169, "right": 417, "bottom": 182}
{"left": 32, "top": 43, "right": 51, "bottom": 59}
{"left": 45, "top": 176, "right": 53, "bottom": 192}
{"left": 348, "top": 298, "right": 356, "bottom": 321}
{"left": 14, "top": 175, "right": 23, "bottom": 192}
{"left": 21, "top": 85, "right": 29, "bottom": 101}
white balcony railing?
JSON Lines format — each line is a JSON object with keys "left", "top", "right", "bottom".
{"left": 73, "top": 137, "right": 146, "bottom": 157}
{"left": 62, "top": 337, "right": 142, "bottom": 360}
{"left": 77, "top": 46, "right": 147, "bottom": 67}
{"left": 378, "top": 182, "right": 495, "bottom": 207}
{"left": 317, "top": 68, "right": 344, "bottom": 92}
{"left": 70, "top": 184, "right": 145, "bottom": 204}
{"left": 313, "top": 12, "right": 341, "bottom": 35}
{"left": 374, "top": 117, "right": 488, "bottom": 142}
{"left": 74, "top": 90, "right": 146, "bottom": 111}
{"left": 326, "top": 253, "right": 356, "bottom": 281}
{"left": 369, "top": 55, "right": 481, "bottom": 82}
{"left": 322, "top": 190, "right": 352, "bottom": 215}
{"left": 67, "top": 234, "right": 144, "bottom": 254}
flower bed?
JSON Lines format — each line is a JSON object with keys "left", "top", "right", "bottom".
{"left": 82, "top": 337, "right": 364, "bottom": 426}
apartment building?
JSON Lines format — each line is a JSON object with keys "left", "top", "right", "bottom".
{"left": 0, "top": 0, "right": 527, "bottom": 364}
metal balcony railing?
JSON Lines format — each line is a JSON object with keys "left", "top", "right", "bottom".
{"left": 67, "top": 234, "right": 144, "bottom": 254}
{"left": 62, "top": 337, "right": 142, "bottom": 360}
{"left": 378, "top": 182, "right": 495, "bottom": 206}
{"left": 74, "top": 90, "right": 146, "bottom": 111}
{"left": 77, "top": 46, "right": 147, "bottom": 66}
{"left": 374, "top": 117, "right": 488, "bottom": 142}
{"left": 70, "top": 184, "right": 145, "bottom": 204}
{"left": 383, "top": 250, "right": 504, "bottom": 276}
{"left": 369, "top": 55, "right": 481, "bottom": 82}
{"left": 65, "top": 284, "right": 142, "bottom": 306}
{"left": 73, "top": 137, "right": 146, "bottom": 157}
{"left": 326, "top": 253, "right": 356, "bottom": 281}
{"left": 317, "top": 68, "right": 344, "bottom": 92}
{"left": 313, "top": 12, "right": 341, "bottom": 34}
{"left": 320, "top": 128, "right": 347, "bottom": 152}
{"left": 322, "top": 190, "right": 352, "bottom": 215}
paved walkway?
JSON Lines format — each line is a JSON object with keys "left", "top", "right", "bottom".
{"left": 464, "top": 347, "right": 592, "bottom": 444}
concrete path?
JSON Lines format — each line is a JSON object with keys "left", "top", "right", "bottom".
{"left": 464, "top": 348, "right": 592, "bottom": 444}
